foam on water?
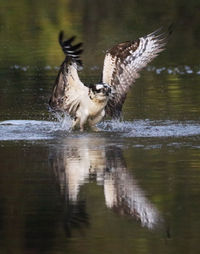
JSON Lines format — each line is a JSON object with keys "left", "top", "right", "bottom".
{"left": 0, "top": 117, "right": 72, "bottom": 141}
{"left": 0, "top": 118, "right": 200, "bottom": 141}
{"left": 99, "top": 119, "right": 200, "bottom": 137}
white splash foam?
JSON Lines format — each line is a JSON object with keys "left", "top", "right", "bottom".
{"left": 0, "top": 119, "right": 200, "bottom": 141}
{"left": 52, "top": 113, "right": 72, "bottom": 130}
{"left": 0, "top": 117, "right": 72, "bottom": 141}
{"left": 99, "top": 120, "right": 200, "bottom": 137}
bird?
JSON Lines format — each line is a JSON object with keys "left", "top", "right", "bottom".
{"left": 49, "top": 27, "right": 171, "bottom": 131}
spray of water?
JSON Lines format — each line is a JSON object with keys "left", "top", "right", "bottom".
{"left": 99, "top": 119, "right": 200, "bottom": 137}
{"left": 51, "top": 112, "right": 72, "bottom": 131}
{"left": 0, "top": 117, "right": 200, "bottom": 141}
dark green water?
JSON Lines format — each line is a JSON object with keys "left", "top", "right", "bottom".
{"left": 0, "top": 1, "right": 200, "bottom": 253}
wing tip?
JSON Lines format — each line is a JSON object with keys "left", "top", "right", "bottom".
{"left": 168, "top": 23, "right": 175, "bottom": 36}
{"left": 150, "top": 23, "right": 174, "bottom": 41}
{"left": 58, "top": 31, "right": 83, "bottom": 66}
{"left": 144, "top": 24, "right": 174, "bottom": 51}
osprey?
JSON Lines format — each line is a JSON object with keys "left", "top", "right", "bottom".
{"left": 49, "top": 28, "right": 170, "bottom": 131}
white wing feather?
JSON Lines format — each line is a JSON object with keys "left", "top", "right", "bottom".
{"left": 50, "top": 62, "right": 88, "bottom": 116}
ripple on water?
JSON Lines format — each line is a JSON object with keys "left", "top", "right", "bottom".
{"left": 0, "top": 119, "right": 200, "bottom": 141}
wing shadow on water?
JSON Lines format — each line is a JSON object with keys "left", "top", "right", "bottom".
{"left": 49, "top": 135, "right": 162, "bottom": 233}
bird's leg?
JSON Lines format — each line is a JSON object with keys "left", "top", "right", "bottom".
{"left": 88, "top": 110, "right": 105, "bottom": 132}
{"left": 79, "top": 114, "right": 88, "bottom": 132}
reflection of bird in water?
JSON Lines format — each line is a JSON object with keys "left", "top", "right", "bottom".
{"left": 51, "top": 137, "right": 107, "bottom": 201}
{"left": 104, "top": 148, "right": 160, "bottom": 228}
{"left": 49, "top": 136, "right": 162, "bottom": 230}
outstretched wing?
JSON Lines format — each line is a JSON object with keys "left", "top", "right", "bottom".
{"left": 102, "top": 28, "right": 171, "bottom": 118}
{"left": 49, "top": 32, "right": 88, "bottom": 117}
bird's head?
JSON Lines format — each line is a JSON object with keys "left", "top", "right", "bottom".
{"left": 89, "top": 83, "right": 112, "bottom": 102}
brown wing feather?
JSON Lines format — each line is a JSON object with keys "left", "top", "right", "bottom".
{"left": 102, "top": 28, "right": 170, "bottom": 118}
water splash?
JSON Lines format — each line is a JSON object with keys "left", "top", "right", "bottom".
{"left": 99, "top": 119, "right": 200, "bottom": 137}
{"left": 0, "top": 117, "right": 72, "bottom": 141}
{"left": 51, "top": 112, "right": 72, "bottom": 130}
{"left": 0, "top": 118, "right": 200, "bottom": 141}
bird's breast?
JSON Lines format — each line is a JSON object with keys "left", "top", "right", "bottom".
{"left": 82, "top": 97, "right": 107, "bottom": 117}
